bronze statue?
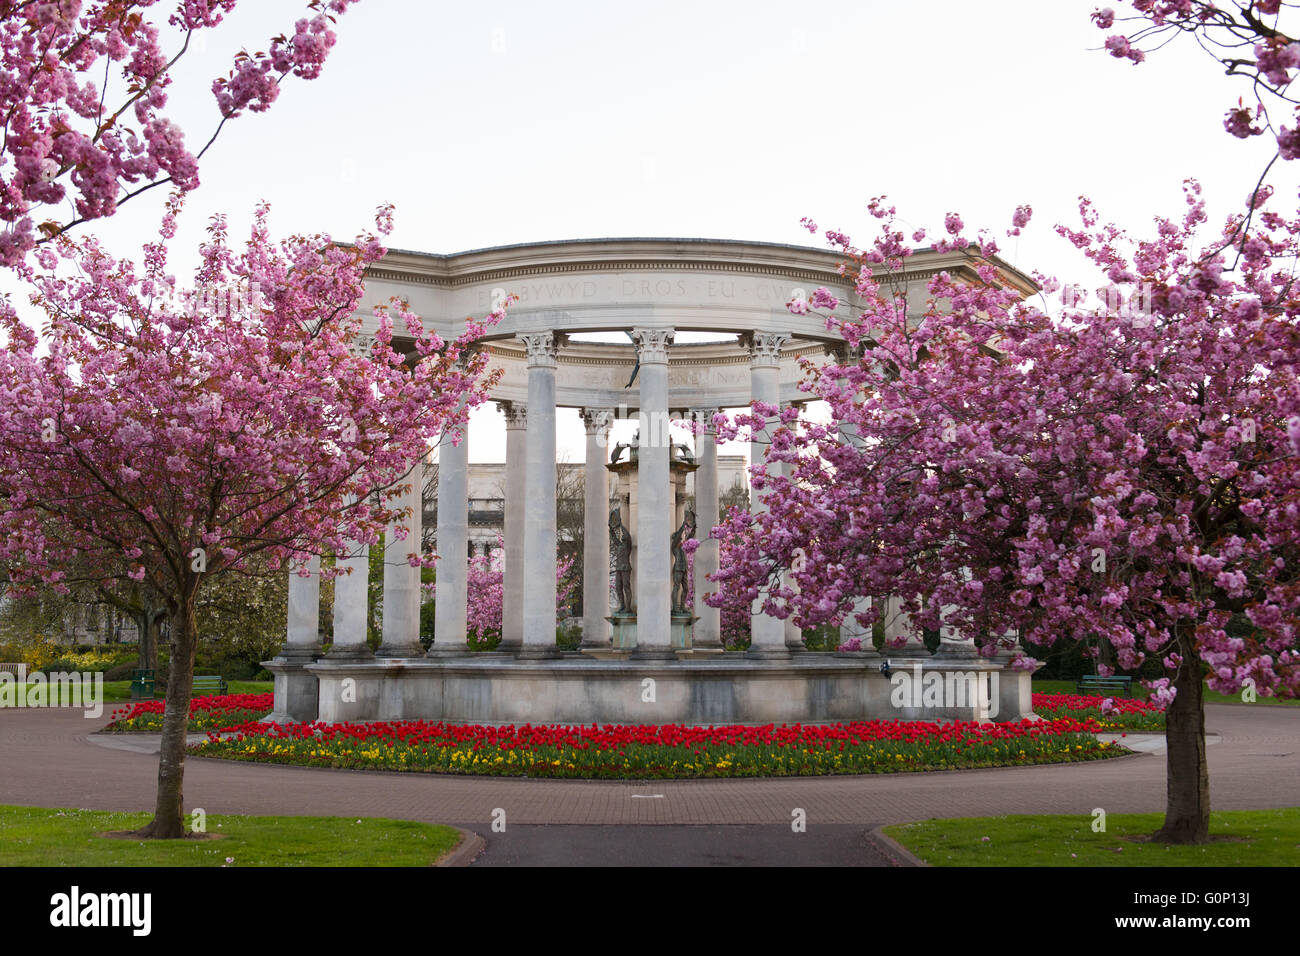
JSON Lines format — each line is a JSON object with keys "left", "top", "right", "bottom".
{"left": 609, "top": 440, "right": 632, "bottom": 465}
{"left": 609, "top": 427, "right": 639, "bottom": 465}
{"left": 670, "top": 507, "right": 696, "bottom": 614}
{"left": 609, "top": 508, "right": 633, "bottom": 614}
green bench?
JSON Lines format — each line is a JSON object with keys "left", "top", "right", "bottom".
{"left": 130, "top": 669, "right": 155, "bottom": 699}
{"left": 1077, "top": 674, "right": 1133, "bottom": 698}
{"left": 189, "top": 675, "right": 228, "bottom": 697}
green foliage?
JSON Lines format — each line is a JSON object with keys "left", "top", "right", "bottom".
{"left": 556, "top": 622, "right": 582, "bottom": 651}
{"left": 0, "top": 641, "right": 136, "bottom": 672}
{"left": 801, "top": 623, "right": 839, "bottom": 652}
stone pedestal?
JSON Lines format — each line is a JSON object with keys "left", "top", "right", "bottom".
{"left": 303, "top": 653, "right": 1035, "bottom": 725}
{"left": 263, "top": 653, "right": 320, "bottom": 723}
{"left": 995, "top": 646, "right": 1040, "bottom": 721}
{"left": 934, "top": 637, "right": 980, "bottom": 659}
{"left": 608, "top": 614, "right": 637, "bottom": 651}
{"left": 670, "top": 613, "right": 698, "bottom": 650}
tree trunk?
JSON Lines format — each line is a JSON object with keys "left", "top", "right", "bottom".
{"left": 135, "top": 610, "right": 158, "bottom": 674}
{"left": 132, "top": 595, "right": 198, "bottom": 839}
{"left": 1153, "top": 622, "right": 1209, "bottom": 844}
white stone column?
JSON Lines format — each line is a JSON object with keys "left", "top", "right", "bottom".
{"left": 782, "top": 399, "right": 807, "bottom": 652}
{"left": 630, "top": 328, "right": 676, "bottom": 659}
{"left": 378, "top": 461, "right": 425, "bottom": 658}
{"left": 826, "top": 356, "right": 879, "bottom": 656}
{"left": 500, "top": 401, "right": 527, "bottom": 651}
{"left": 839, "top": 595, "right": 875, "bottom": 648}
{"left": 691, "top": 407, "right": 722, "bottom": 649}
{"left": 519, "top": 332, "right": 560, "bottom": 658}
{"left": 580, "top": 407, "right": 614, "bottom": 650}
{"left": 429, "top": 414, "right": 470, "bottom": 656}
{"left": 936, "top": 566, "right": 978, "bottom": 658}
{"left": 746, "top": 331, "right": 790, "bottom": 658}
{"left": 885, "top": 594, "right": 930, "bottom": 657}
{"left": 284, "top": 556, "right": 322, "bottom": 657}
{"left": 329, "top": 518, "right": 372, "bottom": 659}
{"left": 267, "top": 555, "right": 323, "bottom": 722}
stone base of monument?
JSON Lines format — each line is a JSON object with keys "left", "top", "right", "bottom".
{"left": 297, "top": 654, "right": 1036, "bottom": 726}
{"left": 670, "top": 613, "right": 697, "bottom": 650}
{"left": 263, "top": 653, "right": 321, "bottom": 723}
{"left": 607, "top": 613, "right": 638, "bottom": 651}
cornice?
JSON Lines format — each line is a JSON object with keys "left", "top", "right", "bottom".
{"left": 362, "top": 238, "right": 1038, "bottom": 298}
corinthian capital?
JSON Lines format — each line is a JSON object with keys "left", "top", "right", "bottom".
{"left": 581, "top": 407, "right": 615, "bottom": 435}
{"left": 516, "top": 331, "right": 562, "bottom": 368}
{"left": 347, "top": 331, "right": 378, "bottom": 358}
{"left": 500, "top": 401, "right": 527, "bottom": 430}
{"left": 745, "top": 331, "right": 790, "bottom": 369}
{"left": 690, "top": 407, "right": 721, "bottom": 435}
{"left": 630, "top": 328, "right": 675, "bottom": 364}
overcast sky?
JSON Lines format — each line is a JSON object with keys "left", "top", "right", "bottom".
{"left": 18, "top": 0, "right": 1293, "bottom": 463}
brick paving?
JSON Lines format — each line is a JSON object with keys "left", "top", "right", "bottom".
{"left": 1, "top": 704, "right": 1295, "bottom": 831}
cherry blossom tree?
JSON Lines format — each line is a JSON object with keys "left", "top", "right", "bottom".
{"left": 710, "top": 190, "right": 1300, "bottom": 843}
{"left": 0, "top": 198, "right": 505, "bottom": 837}
{"left": 0, "top": 0, "right": 360, "bottom": 267}
{"left": 464, "top": 541, "right": 577, "bottom": 644}
{"left": 1092, "top": 2, "right": 1300, "bottom": 244}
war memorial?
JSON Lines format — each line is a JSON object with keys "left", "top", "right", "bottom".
{"left": 266, "top": 238, "right": 1040, "bottom": 727}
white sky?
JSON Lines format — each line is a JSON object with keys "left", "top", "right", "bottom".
{"left": 10, "top": 0, "right": 1293, "bottom": 464}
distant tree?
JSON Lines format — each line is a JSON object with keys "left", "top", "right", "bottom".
{"left": 0, "top": 0, "right": 362, "bottom": 267}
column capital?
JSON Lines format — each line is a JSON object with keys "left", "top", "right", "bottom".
{"left": 630, "top": 328, "right": 675, "bottom": 364}
{"left": 500, "top": 400, "right": 527, "bottom": 430}
{"left": 454, "top": 344, "right": 481, "bottom": 371}
{"left": 516, "top": 331, "right": 564, "bottom": 369}
{"left": 580, "top": 406, "right": 616, "bottom": 434}
{"left": 744, "top": 331, "right": 790, "bottom": 369}
{"left": 824, "top": 339, "right": 870, "bottom": 365}
{"left": 689, "top": 407, "right": 721, "bottom": 433}
{"left": 347, "top": 331, "right": 378, "bottom": 358}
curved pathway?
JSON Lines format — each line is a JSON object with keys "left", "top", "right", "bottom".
{"left": 0, "top": 704, "right": 1295, "bottom": 864}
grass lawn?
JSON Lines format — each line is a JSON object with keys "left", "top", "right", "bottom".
{"left": 2, "top": 679, "right": 273, "bottom": 704}
{"left": 1032, "top": 678, "right": 1299, "bottom": 707}
{"left": 0, "top": 805, "right": 462, "bottom": 866}
{"left": 884, "top": 808, "right": 1300, "bottom": 866}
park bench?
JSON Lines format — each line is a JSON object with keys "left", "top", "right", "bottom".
{"left": 190, "top": 675, "right": 228, "bottom": 697}
{"left": 1076, "top": 674, "right": 1133, "bottom": 698}
{"left": 130, "top": 668, "right": 155, "bottom": 699}
{"left": 0, "top": 663, "right": 28, "bottom": 681}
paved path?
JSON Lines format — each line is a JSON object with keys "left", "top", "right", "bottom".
{"left": 0, "top": 704, "right": 1295, "bottom": 865}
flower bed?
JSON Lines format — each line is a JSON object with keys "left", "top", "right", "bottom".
{"left": 106, "top": 694, "right": 274, "bottom": 732}
{"left": 1030, "top": 693, "right": 1164, "bottom": 731}
{"left": 190, "top": 716, "right": 1127, "bottom": 779}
